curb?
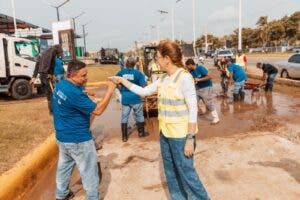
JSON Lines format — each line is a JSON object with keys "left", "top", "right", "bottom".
{"left": 0, "top": 135, "right": 58, "bottom": 200}
{"left": 0, "top": 81, "right": 109, "bottom": 200}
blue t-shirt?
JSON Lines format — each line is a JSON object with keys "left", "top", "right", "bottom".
{"left": 53, "top": 80, "right": 97, "bottom": 143}
{"left": 189, "top": 65, "right": 212, "bottom": 89}
{"left": 116, "top": 68, "right": 146, "bottom": 105}
{"left": 228, "top": 63, "right": 247, "bottom": 82}
{"left": 54, "top": 57, "right": 64, "bottom": 76}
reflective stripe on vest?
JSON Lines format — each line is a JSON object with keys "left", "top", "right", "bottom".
{"left": 157, "top": 69, "right": 189, "bottom": 138}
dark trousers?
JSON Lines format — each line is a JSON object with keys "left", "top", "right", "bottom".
{"left": 265, "top": 73, "right": 277, "bottom": 91}
{"left": 40, "top": 73, "right": 54, "bottom": 114}
{"left": 220, "top": 74, "right": 229, "bottom": 94}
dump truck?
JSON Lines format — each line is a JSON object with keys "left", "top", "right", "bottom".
{"left": 99, "top": 48, "right": 119, "bottom": 64}
{"left": 0, "top": 34, "right": 39, "bottom": 99}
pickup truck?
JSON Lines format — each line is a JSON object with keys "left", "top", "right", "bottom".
{"left": 214, "top": 50, "right": 234, "bottom": 66}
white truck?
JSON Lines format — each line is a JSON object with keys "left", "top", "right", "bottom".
{"left": 0, "top": 34, "right": 39, "bottom": 99}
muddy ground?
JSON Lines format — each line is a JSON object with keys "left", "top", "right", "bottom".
{"left": 0, "top": 61, "right": 300, "bottom": 200}
{"left": 0, "top": 65, "right": 119, "bottom": 175}
{"left": 20, "top": 63, "right": 300, "bottom": 200}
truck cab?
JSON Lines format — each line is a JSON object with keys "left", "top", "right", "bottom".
{"left": 99, "top": 48, "right": 119, "bottom": 64}
{"left": 0, "top": 34, "right": 38, "bottom": 99}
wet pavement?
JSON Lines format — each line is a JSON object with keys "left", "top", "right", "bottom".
{"left": 23, "top": 78, "right": 300, "bottom": 199}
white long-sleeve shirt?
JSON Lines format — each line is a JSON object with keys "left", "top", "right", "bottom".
{"left": 129, "top": 69, "right": 198, "bottom": 123}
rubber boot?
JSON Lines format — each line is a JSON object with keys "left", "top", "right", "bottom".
{"left": 56, "top": 191, "right": 74, "bottom": 200}
{"left": 233, "top": 93, "right": 240, "bottom": 102}
{"left": 239, "top": 91, "right": 245, "bottom": 101}
{"left": 121, "top": 123, "right": 128, "bottom": 142}
{"left": 137, "top": 122, "right": 149, "bottom": 137}
{"left": 211, "top": 109, "right": 220, "bottom": 125}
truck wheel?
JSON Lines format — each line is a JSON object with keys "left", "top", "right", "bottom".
{"left": 11, "top": 79, "right": 32, "bottom": 100}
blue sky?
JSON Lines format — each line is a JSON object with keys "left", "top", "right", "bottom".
{"left": 1, "top": 0, "right": 299, "bottom": 51}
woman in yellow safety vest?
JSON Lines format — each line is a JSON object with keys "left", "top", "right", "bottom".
{"left": 110, "top": 40, "right": 210, "bottom": 200}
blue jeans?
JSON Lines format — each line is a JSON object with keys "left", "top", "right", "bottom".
{"left": 121, "top": 103, "right": 144, "bottom": 123}
{"left": 160, "top": 134, "right": 210, "bottom": 200}
{"left": 265, "top": 73, "right": 277, "bottom": 91}
{"left": 233, "top": 80, "right": 245, "bottom": 94}
{"left": 56, "top": 139, "right": 99, "bottom": 200}
{"left": 55, "top": 74, "right": 65, "bottom": 81}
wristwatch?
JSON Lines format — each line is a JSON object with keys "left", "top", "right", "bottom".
{"left": 186, "top": 133, "right": 195, "bottom": 140}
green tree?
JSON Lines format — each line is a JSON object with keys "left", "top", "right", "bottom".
{"left": 268, "top": 20, "right": 285, "bottom": 46}
{"left": 256, "top": 15, "right": 268, "bottom": 46}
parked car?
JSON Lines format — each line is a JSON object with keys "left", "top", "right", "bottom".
{"left": 205, "top": 50, "right": 215, "bottom": 58}
{"left": 276, "top": 53, "right": 300, "bottom": 79}
{"left": 214, "top": 50, "right": 234, "bottom": 66}
{"left": 292, "top": 47, "right": 300, "bottom": 53}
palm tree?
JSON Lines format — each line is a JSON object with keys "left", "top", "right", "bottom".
{"left": 256, "top": 16, "right": 268, "bottom": 47}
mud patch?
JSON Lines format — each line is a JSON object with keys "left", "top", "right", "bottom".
{"left": 214, "top": 170, "right": 233, "bottom": 182}
{"left": 248, "top": 158, "right": 300, "bottom": 184}
{"left": 143, "top": 182, "right": 168, "bottom": 191}
{"left": 250, "top": 115, "right": 282, "bottom": 132}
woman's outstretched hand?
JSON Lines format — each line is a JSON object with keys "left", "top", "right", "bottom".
{"left": 109, "top": 76, "right": 122, "bottom": 84}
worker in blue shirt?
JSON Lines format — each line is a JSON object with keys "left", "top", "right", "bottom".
{"left": 53, "top": 61, "right": 115, "bottom": 200}
{"left": 185, "top": 59, "right": 220, "bottom": 124}
{"left": 227, "top": 59, "right": 247, "bottom": 101}
{"left": 116, "top": 57, "right": 148, "bottom": 142}
{"left": 54, "top": 56, "right": 65, "bottom": 81}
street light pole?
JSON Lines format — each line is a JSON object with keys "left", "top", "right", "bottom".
{"left": 172, "top": 0, "right": 182, "bottom": 41}
{"left": 10, "top": 0, "right": 17, "bottom": 37}
{"left": 72, "top": 12, "right": 85, "bottom": 49}
{"left": 72, "top": 11, "right": 85, "bottom": 36}
{"left": 156, "top": 24, "right": 160, "bottom": 42}
{"left": 205, "top": 25, "right": 208, "bottom": 53}
{"left": 51, "top": 0, "right": 70, "bottom": 21}
{"left": 192, "top": 0, "right": 196, "bottom": 54}
{"left": 158, "top": 10, "right": 168, "bottom": 41}
{"left": 238, "top": 0, "right": 242, "bottom": 50}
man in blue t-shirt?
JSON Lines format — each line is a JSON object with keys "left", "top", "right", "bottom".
{"left": 185, "top": 59, "right": 220, "bottom": 124}
{"left": 53, "top": 61, "right": 115, "bottom": 200}
{"left": 227, "top": 59, "right": 247, "bottom": 101}
{"left": 54, "top": 56, "right": 65, "bottom": 81}
{"left": 116, "top": 57, "right": 148, "bottom": 141}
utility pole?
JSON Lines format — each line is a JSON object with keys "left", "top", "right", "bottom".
{"left": 238, "top": 0, "right": 242, "bottom": 50}
{"left": 10, "top": 0, "right": 17, "bottom": 37}
{"left": 82, "top": 24, "right": 87, "bottom": 56}
{"left": 50, "top": 0, "right": 70, "bottom": 21}
{"left": 82, "top": 21, "right": 91, "bottom": 56}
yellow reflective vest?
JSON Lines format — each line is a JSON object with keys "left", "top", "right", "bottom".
{"left": 149, "top": 59, "right": 159, "bottom": 71}
{"left": 235, "top": 54, "right": 246, "bottom": 69}
{"left": 157, "top": 69, "right": 191, "bottom": 138}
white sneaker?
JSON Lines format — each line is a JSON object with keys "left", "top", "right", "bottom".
{"left": 211, "top": 109, "right": 220, "bottom": 125}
